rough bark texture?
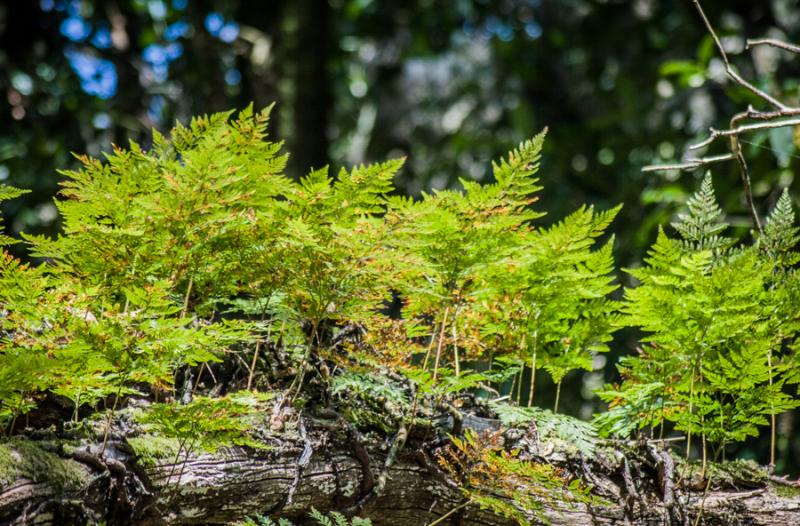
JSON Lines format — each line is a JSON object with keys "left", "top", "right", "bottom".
{"left": 2, "top": 410, "right": 800, "bottom": 526}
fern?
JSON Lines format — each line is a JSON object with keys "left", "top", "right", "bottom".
{"left": 384, "top": 131, "right": 548, "bottom": 383}
{"left": 6, "top": 104, "right": 800, "bottom": 517}
{"left": 0, "top": 184, "right": 28, "bottom": 246}
{"left": 481, "top": 204, "right": 621, "bottom": 408}
{"left": 759, "top": 188, "right": 800, "bottom": 267}
{"left": 603, "top": 175, "right": 799, "bottom": 463}
{"left": 671, "top": 172, "right": 732, "bottom": 253}
{"left": 490, "top": 401, "right": 598, "bottom": 455}
{"left": 383, "top": 130, "right": 620, "bottom": 413}
{"left": 437, "top": 429, "right": 595, "bottom": 525}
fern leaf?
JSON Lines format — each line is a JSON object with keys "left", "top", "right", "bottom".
{"left": 760, "top": 188, "right": 800, "bottom": 261}
{"left": 671, "top": 172, "right": 732, "bottom": 253}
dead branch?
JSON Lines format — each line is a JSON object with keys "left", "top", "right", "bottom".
{"left": 642, "top": 1, "right": 800, "bottom": 233}
{"left": 641, "top": 154, "right": 734, "bottom": 173}
{"left": 746, "top": 38, "right": 800, "bottom": 55}
{"left": 692, "top": 0, "right": 786, "bottom": 110}
{"left": 689, "top": 118, "right": 800, "bottom": 151}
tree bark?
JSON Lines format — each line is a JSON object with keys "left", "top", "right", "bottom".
{"left": 2, "top": 410, "right": 800, "bottom": 526}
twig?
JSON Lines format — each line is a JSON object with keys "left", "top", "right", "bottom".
{"left": 689, "top": 118, "right": 800, "bottom": 150}
{"left": 747, "top": 38, "right": 800, "bottom": 55}
{"left": 728, "top": 112, "right": 764, "bottom": 233}
{"left": 646, "top": 4, "right": 800, "bottom": 234}
{"left": 642, "top": 154, "right": 734, "bottom": 172}
{"left": 346, "top": 424, "right": 409, "bottom": 513}
{"left": 648, "top": 436, "right": 686, "bottom": 444}
{"left": 427, "top": 501, "right": 470, "bottom": 526}
{"left": 692, "top": 0, "right": 787, "bottom": 110}
{"left": 769, "top": 474, "right": 800, "bottom": 487}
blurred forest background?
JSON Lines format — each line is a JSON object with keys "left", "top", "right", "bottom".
{"left": 3, "top": 0, "right": 800, "bottom": 470}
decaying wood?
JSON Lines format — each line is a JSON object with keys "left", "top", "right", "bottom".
{"left": 2, "top": 408, "right": 800, "bottom": 526}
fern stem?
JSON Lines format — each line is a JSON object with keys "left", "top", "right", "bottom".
{"left": 510, "top": 367, "right": 519, "bottom": 403}
{"left": 421, "top": 320, "right": 439, "bottom": 371}
{"left": 511, "top": 333, "right": 526, "bottom": 403}
{"left": 553, "top": 380, "right": 562, "bottom": 413}
{"left": 692, "top": 471, "right": 714, "bottom": 526}
{"left": 246, "top": 338, "right": 262, "bottom": 391}
{"left": 428, "top": 501, "right": 470, "bottom": 526}
{"left": 168, "top": 435, "right": 197, "bottom": 506}
{"left": 527, "top": 329, "right": 538, "bottom": 407}
{"left": 452, "top": 314, "right": 461, "bottom": 378}
{"left": 432, "top": 307, "right": 450, "bottom": 382}
{"left": 286, "top": 320, "right": 320, "bottom": 406}
{"left": 181, "top": 276, "right": 194, "bottom": 318}
{"left": 163, "top": 436, "right": 187, "bottom": 491}
{"left": 768, "top": 348, "right": 776, "bottom": 468}
{"left": 247, "top": 297, "right": 274, "bottom": 391}
{"left": 101, "top": 381, "right": 125, "bottom": 454}
{"left": 700, "top": 366, "right": 706, "bottom": 479}
{"left": 6, "top": 412, "right": 18, "bottom": 437}
{"left": 701, "top": 432, "right": 707, "bottom": 480}
{"left": 686, "top": 363, "right": 696, "bottom": 461}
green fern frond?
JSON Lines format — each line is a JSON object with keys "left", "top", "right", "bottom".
{"left": 491, "top": 129, "right": 547, "bottom": 206}
{"left": 671, "top": 172, "right": 732, "bottom": 253}
{"left": 0, "top": 184, "right": 29, "bottom": 246}
{"left": 760, "top": 188, "right": 800, "bottom": 262}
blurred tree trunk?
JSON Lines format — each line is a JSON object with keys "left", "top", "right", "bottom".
{"left": 283, "top": 0, "right": 332, "bottom": 177}
{"left": 236, "top": 0, "right": 285, "bottom": 128}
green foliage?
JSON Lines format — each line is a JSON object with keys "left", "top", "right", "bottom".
{"left": 481, "top": 203, "right": 620, "bottom": 407}
{"left": 384, "top": 130, "right": 620, "bottom": 409}
{"left": 670, "top": 173, "right": 732, "bottom": 253}
{"left": 0, "top": 185, "right": 29, "bottom": 247}
{"left": 385, "top": 131, "right": 547, "bottom": 374}
{"left": 308, "top": 509, "right": 372, "bottom": 526}
{"left": 0, "top": 108, "right": 626, "bottom": 432}
{"left": 4, "top": 105, "right": 800, "bottom": 522}
{"left": 24, "top": 106, "right": 291, "bottom": 316}
{"left": 759, "top": 188, "right": 800, "bottom": 263}
{"left": 598, "top": 174, "right": 800, "bottom": 453}
{"left": 0, "top": 269, "right": 246, "bottom": 425}
{"left": 278, "top": 158, "right": 403, "bottom": 338}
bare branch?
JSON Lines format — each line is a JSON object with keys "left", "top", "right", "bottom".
{"left": 643, "top": 2, "right": 795, "bottom": 233}
{"left": 689, "top": 117, "right": 800, "bottom": 150}
{"left": 692, "top": 0, "right": 788, "bottom": 110}
{"left": 642, "top": 154, "right": 734, "bottom": 173}
{"left": 746, "top": 38, "right": 800, "bottom": 55}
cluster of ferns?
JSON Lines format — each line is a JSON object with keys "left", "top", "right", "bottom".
{"left": 1, "top": 106, "right": 799, "bottom": 480}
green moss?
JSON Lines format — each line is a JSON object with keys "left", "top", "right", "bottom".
{"left": 772, "top": 482, "right": 800, "bottom": 498}
{"left": 128, "top": 434, "right": 182, "bottom": 466}
{"left": 679, "top": 458, "right": 768, "bottom": 489}
{"left": 0, "top": 439, "right": 90, "bottom": 492}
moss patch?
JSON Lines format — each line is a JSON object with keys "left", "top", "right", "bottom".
{"left": 128, "top": 434, "right": 182, "bottom": 467}
{"left": 679, "top": 458, "right": 768, "bottom": 489}
{"left": 772, "top": 482, "right": 800, "bottom": 498}
{"left": 0, "top": 439, "right": 90, "bottom": 492}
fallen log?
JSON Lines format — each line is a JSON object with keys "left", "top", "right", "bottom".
{"left": 2, "top": 408, "right": 800, "bottom": 526}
